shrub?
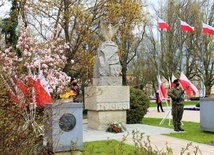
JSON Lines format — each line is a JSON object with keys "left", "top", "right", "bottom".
{"left": 127, "top": 88, "right": 150, "bottom": 124}
{"left": 0, "top": 81, "right": 50, "bottom": 154}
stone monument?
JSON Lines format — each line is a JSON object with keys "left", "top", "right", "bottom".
{"left": 200, "top": 98, "right": 214, "bottom": 132}
{"left": 44, "top": 100, "right": 83, "bottom": 152}
{"left": 84, "top": 22, "right": 130, "bottom": 130}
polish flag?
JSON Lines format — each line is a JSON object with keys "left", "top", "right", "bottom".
{"left": 158, "top": 18, "right": 170, "bottom": 31}
{"left": 202, "top": 23, "right": 214, "bottom": 35}
{"left": 33, "top": 79, "right": 52, "bottom": 107}
{"left": 7, "top": 79, "right": 28, "bottom": 105}
{"left": 28, "top": 73, "right": 52, "bottom": 108}
{"left": 179, "top": 72, "right": 198, "bottom": 98}
{"left": 38, "top": 70, "right": 51, "bottom": 95}
{"left": 180, "top": 20, "right": 195, "bottom": 32}
{"left": 16, "top": 79, "right": 29, "bottom": 98}
{"left": 7, "top": 91, "right": 19, "bottom": 104}
{"left": 157, "top": 76, "right": 167, "bottom": 103}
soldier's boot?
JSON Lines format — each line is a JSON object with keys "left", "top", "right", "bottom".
{"left": 174, "top": 126, "right": 179, "bottom": 132}
{"left": 178, "top": 126, "right": 185, "bottom": 131}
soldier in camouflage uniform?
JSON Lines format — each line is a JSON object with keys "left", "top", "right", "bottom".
{"left": 167, "top": 79, "right": 185, "bottom": 132}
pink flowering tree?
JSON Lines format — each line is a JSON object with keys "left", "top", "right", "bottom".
{"left": 0, "top": 25, "right": 73, "bottom": 154}
{"left": 0, "top": 25, "right": 71, "bottom": 99}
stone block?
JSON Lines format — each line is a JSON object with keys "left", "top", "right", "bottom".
{"left": 84, "top": 86, "right": 130, "bottom": 110}
{"left": 200, "top": 98, "right": 214, "bottom": 132}
{"left": 44, "top": 101, "right": 83, "bottom": 152}
{"left": 87, "top": 110, "right": 126, "bottom": 130}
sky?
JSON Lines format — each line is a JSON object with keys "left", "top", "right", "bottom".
{"left": 0, "top": 0, "right": 159, "bottom": 19}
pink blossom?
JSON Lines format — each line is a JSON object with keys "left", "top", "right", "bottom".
{"left": 0, "top": 26, "right": 71, "bottom": 99}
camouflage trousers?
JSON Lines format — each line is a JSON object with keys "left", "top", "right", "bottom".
{"left": 171, "top": 104, "right": 184, "bottom": 128}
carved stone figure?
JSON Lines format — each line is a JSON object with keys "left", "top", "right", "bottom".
{"left": 94, "top": 42, "right": 121, "bottom": 77}
{"left": 93, "top": 22, "right": 121, "bottom": 78}
{"left": 100, "top": 22, "right": 119, "bottom": 43}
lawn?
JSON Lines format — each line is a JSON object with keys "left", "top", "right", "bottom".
{"left": 142, "top": 117, "right": 214, "bottom": 145}
{"left": 59, "top": 139, "right": 151, "bottom": 155}
{"left": 79, "top": 100, "right": 214, "bottom": 155}
{"left": 75, "top": 117, "right": 214, "bottom": 155}
{"left": 81, "top": 140, "right": 139, "bottom": 155}
{"left": 77, "top": 116, "right": 213, "bottom": 155}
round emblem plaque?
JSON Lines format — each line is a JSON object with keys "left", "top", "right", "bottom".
{"left": 59, "top": 113, "right": 76, "bottom": 132}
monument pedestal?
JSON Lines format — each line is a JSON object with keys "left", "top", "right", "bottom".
{"left": 200, "top": 98, "right": 214, "bottom": 132}
{"left": 85, "top": 78, "right": 130, "bottom": 130}
{"left": 44, "top": 100, "right": 83, "bottom": 152}
{"left": 87, "top": 110, "right": 127, "bottom": 130}
{"left": 86, "top": 39, "right": 130, "bottom": 130}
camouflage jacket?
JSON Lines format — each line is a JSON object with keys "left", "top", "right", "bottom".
{"left": 167, "top": 87, "right": 184, "bottom": 105}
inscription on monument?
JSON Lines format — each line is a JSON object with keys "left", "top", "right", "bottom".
{"left": 97, "top": 102, "right": 129, "bottom": 110}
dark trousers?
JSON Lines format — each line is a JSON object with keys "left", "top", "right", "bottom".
{"left": 172, "top": 104, "right": 184, "bottom": 128}
{"left": 157, "top": 102, "right": 164, "bottom": 112}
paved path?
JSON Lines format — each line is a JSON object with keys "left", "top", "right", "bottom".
{"left": 145, "top": 105, "right": 200, "bottom": 123}
{"left": 83, "top": 106, "right": 214, "bottom": 155}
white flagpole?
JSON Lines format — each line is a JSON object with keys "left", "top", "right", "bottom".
{"left": 179, "top": 20, "right": 183, "bottom": 73}
{"left": 201, "top": 23, "right": 206, "bottom": 97}
{"left": 157, "top": 17, "right": 160, "bottom": 83}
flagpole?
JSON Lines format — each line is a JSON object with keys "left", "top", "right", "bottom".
{"left": 179, "top": 20, "right": 183, "bottom": 73}
{"left": 179, "top": 0, "right": 183, "bottom": 73}
{"left": 157, "top": 17, "right": 160, "bottom": 85}
{"left": 201, "top": 24, "right": 205, "bottom": 97}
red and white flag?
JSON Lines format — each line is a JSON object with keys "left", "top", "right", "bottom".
{"left": 179, "top": 72, "right": 198, "bottom": 98}
{"left": 38, "top": 70, "right": 51, "bottom": 95}
{"left": 180, "top": 20, "right": 195, "bottom": 32}
{"left": 16, "top": 79, "right": 29, "bottom": 98}
{"left": 28, "top": 71, "right": 52, "bottom": 108}
{"left": 157, "top": 76, "right": 167, "bottom": 103}
{"left": 8, "top": 78, "right": 29, "bottom": 106}
{"left": 33, "top": 79, "right": 52, "bottom": 107}
{"left": 202, "top": 23, "right": 214, "bottom": 35}
{"left": 158, "top": 18, "right": 170, "bottom": 31}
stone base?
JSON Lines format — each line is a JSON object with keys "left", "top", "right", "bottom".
{"left": 44, "top": 101, "right": 83, "bottom": 152}
{"left": 84, "top": 86, "right": 130, "bottom": 111}
{"left": 200, "top": 98, "right": 214, "bottom": 132}
{"left": 84, "top": 84, "right": 130, "bottom": 131}
{"left": 87, "top": 110, "right": 126, "bottom": 130}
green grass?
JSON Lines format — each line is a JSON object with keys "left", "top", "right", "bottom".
{"left": 80, "top": 140, "right": 139, "bottom": 155}
{"left": 142, "top": 117, "right": 214, "bottom": 145}
{"left": 149, "top": 101, "right": 198, "bottom": 107}
{"left": 80, "top": 100, "right": 213, "bottom": 155}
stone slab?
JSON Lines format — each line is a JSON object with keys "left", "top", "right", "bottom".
{"left": 200, "top": 97, "right": 214, "bottom": 132}
{"left": 44, "top": 101, "right": 83, "bottom": 152}
{"left": 84, "top": 86, "right": 130, "bottom": 110}
{"left": 87, "top": 110, "right": 126, "bottom": 130}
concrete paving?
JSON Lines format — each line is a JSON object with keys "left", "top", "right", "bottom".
{"left": 145, "top": 105, "right": 200, "bottom": 123}
{"left": 83, "top": 106, "right": 214, "bottom": 155}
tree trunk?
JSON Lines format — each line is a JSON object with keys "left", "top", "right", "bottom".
{"left": 206, "top": 85, "right": 211, "bottom": 96}
{"left": 122, "top": 64, "right": 127, "bottom": 86}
